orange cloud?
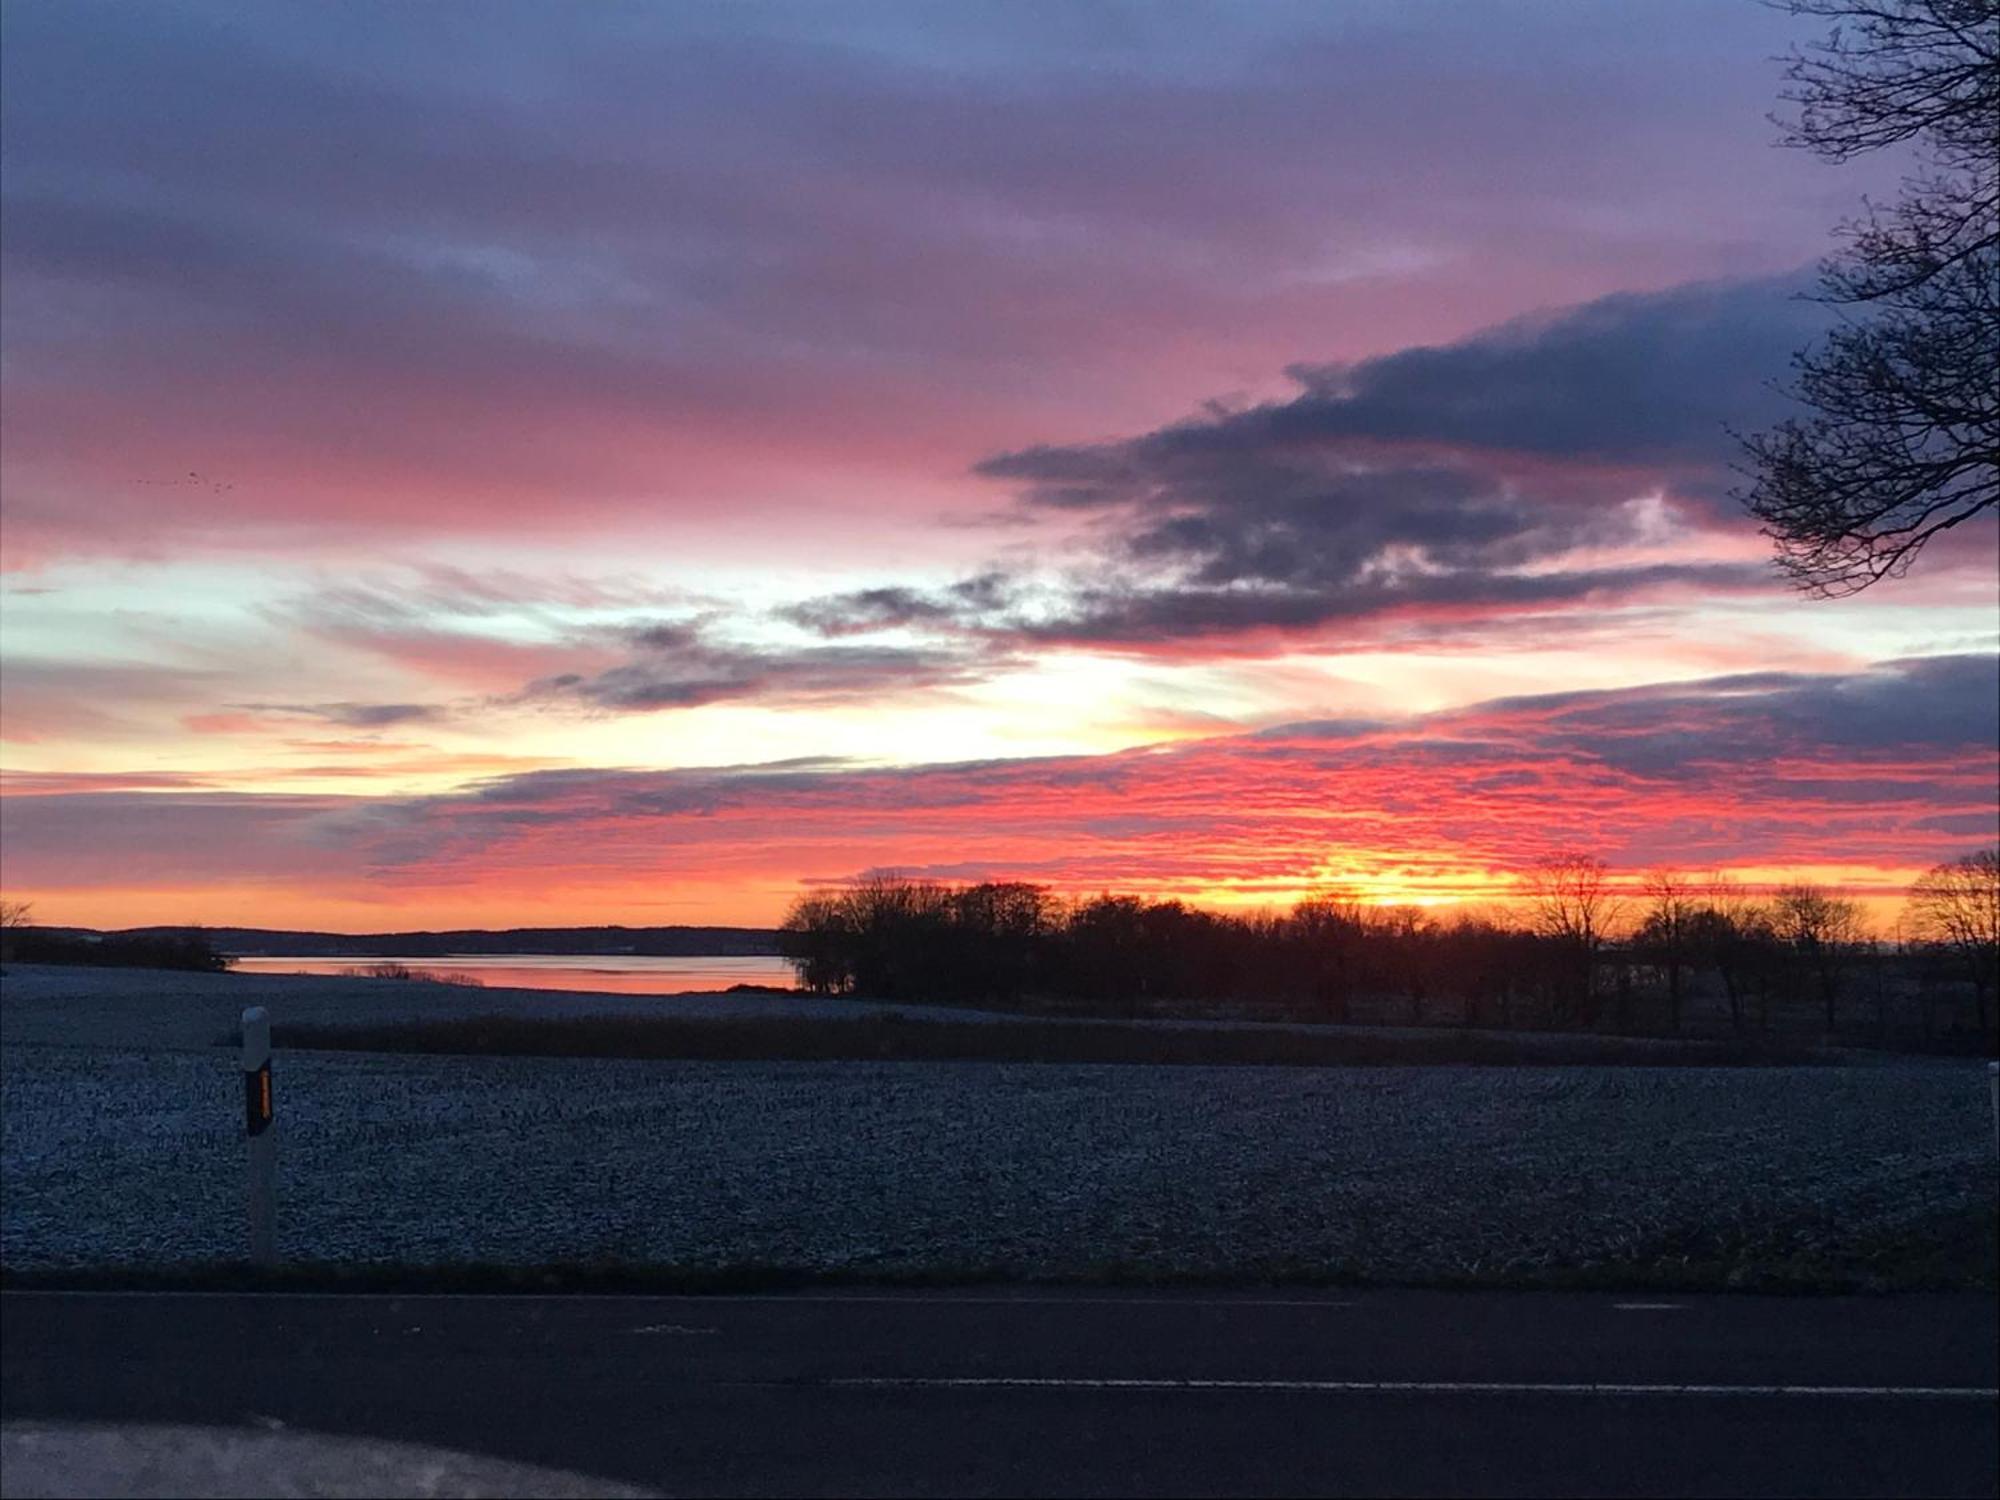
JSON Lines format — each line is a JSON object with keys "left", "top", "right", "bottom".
{"left": 3, "top": 655, "right": 1992, "bottom": 931}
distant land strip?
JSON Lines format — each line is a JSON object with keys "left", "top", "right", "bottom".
{"left": 270, "top": 1014, "right": 1838, "bottom": 1069}
{"left": 27, "top": 925, "right": 783, "bottom": 958}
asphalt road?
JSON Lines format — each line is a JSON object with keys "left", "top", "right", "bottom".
{"left": 3, "top": 1289, "right": 1996, "bottom": 1497}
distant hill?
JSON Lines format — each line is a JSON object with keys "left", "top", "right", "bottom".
{"left": 46, "top": 925, "right": 782, "bottom": 958}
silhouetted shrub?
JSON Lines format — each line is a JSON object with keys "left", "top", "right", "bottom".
{"left": 342, "top": 962, "right": 485, "bottom": 986}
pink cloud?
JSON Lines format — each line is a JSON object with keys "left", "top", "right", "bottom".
{"left": 1, "top": 4, "right": 1900, "bottom": 570}
{"left": 182, "top": 712, "right": 284, "bottom": 736}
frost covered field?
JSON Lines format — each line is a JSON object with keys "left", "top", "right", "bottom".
{"left": 3, "top": 1033, "right": 1992, "bottom": 1279}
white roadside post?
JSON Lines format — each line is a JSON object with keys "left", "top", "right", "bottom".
{"left": 242, "top": 1006, "right": 276, "bottom": 1267}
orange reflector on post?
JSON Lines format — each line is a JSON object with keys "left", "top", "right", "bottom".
{"left": 245, "top": 1061, "right": 273, "bottom": 1136}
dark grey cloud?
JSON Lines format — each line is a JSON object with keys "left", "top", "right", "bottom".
{"left": 520, "top": 619, "right": 992, "bottom": 712}
{"left": 781, "top": 572, "right": 1015, "bottom": 637}
{"left": 982, "top": 275, "right": 1827, "bottom": 502}
{"left": 1275, "top": 275, "right": 1827, "bottom": 461}
{"left": 1425, "top": 653, "right": 2000, "bottom": 778}
{"left": 957, "top": 276, "right": 1833, "bottom": 647}
{"left": 788, "top": 276, "right": 1818, "bottom": 652}
{"left": 997, "top": 563, "right": 1768, "bottom": 648}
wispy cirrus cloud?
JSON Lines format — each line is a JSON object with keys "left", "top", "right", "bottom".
{"left": 234, "top": 701, "right": 444, "bottom": 730}
{"left": 0, "top": 657, "right": 226, "bottom": 744}
{"left": 255, "top": 567, "right": 702, "bottom": 694}
{"left": 273, "top": 566, "right": 700, "bottom": 627}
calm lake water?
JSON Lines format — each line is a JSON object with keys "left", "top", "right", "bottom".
{"left": 230, "top": 954, "right": 796, "bottom": 996}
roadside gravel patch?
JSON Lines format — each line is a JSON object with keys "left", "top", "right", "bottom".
{"left": 0, "top": 1422, "right": 657, "bottom": 1498}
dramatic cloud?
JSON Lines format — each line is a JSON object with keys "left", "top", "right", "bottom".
{"left": 2, "top": 5, "right": 1991, "bottom": 936}
{"left": 988, "top": 275, "right": 1828, "bottom": 494}
{"left": 1, "top": 2, "right": 1880, "bottom": 565}
{"left": 777, "top": 279, "right": 1825, "bottom": 656}
{"left": 1271, "top": 276, "right": 1829, "bottom": 465}
{"left": 945, "top": 276, "right": 1842, "bottom": 650}
{"left": 6, "top": 656, "right": 1992, "bottom": 926}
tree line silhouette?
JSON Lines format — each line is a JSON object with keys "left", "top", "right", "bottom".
{"left": 780, "top": 849, "right": 1999, "bottom": 1044}
{"left": 0, "top": 922, "right": 231, "bottom": 973}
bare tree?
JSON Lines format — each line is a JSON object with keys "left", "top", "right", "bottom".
{"left": 1736, "top": 0, "right": 1999, "bottom": 594}
{"left": 1290, "top": 891, "right": 1373, "bottom": 1024}
{"left": 1905, "top": 846, "right": 2000, "bottom": 1028}
{"left": 1374, "top": 904, "right": 1436, "bottom": 1024}
{"left": 0, "top": 898, "right": 30, "bottom": 966}
{"left": 1525, "top": 853, "right": 1625, "bottom": 949}
{"left": 1638, "top": 868, "right": 1701, "bottom": 1033}
{"left": 776, "top": 889, "right": 855, "bottom": 994}
{"left": 1692, "top": 875, "right": 1780, "bottom": 1032}
{"left": 1524, "top": 852, "right": 1625, "bottom": 1026}
{"left": 1771, "top": 881, "right": 1867, "bottom": 1030}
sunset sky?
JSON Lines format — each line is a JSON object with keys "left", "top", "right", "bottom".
{"left": 2, "top": 0, "right": 1995, "bottom": 931}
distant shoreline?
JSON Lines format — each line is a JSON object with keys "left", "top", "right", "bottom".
{"left": 230, "top": 952, "right": 797, "bottom": 999}
{"left": 22, "top": 923, "right": 782, "bottom": 959}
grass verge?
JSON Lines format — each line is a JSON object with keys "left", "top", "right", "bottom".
{"left": 7, "top": 1207, "right": 1991, "bottom": 1296}
{"left": 269, "top": 1014, "right": 1836, "bottom": 1068}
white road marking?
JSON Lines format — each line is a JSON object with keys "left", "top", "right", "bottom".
{"left": 821, "top": 1377, "right": 1999, "bottom": 1400}
{"left": 1614, "top": 1302, "right": 1685, "bottom": 1311}
{"left": 629, "top": 1324, "right": 720, "bottom": 1335}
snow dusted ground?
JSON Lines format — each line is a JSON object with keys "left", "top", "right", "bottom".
{"left": 2, "top": 966, "right": 1991, "bottom": 1276}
